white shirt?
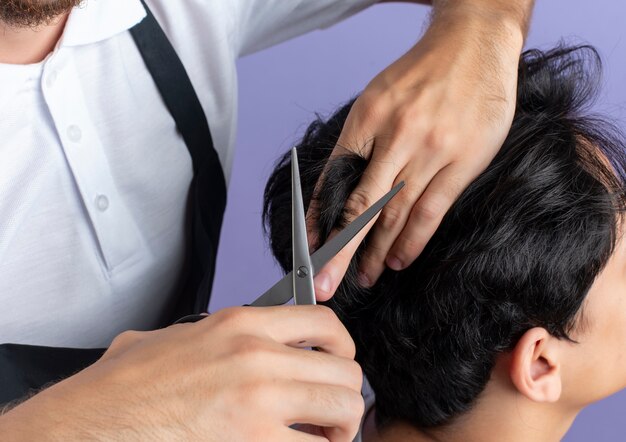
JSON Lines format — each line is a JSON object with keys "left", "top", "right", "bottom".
{"left": 0, "top": 0, "right": 375, "bottom": 348}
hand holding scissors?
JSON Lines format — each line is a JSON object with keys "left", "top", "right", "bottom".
{"left": 79, "top": 149, "right": 403, "bottom": 441}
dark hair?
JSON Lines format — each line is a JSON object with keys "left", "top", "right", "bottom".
{"left": 263, "top": 45, "right": 626, "bottom": 429}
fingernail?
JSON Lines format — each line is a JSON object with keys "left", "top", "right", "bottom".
{"left": 386, "top": 256, "right": 403, "bottom": 271}
{"left": 358, "top": 272, "right": 372, "bottom": 287}
{"left": 314, "top": 272, "right": 332, "bottom": 295}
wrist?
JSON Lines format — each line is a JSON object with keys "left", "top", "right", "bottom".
{"left": 430, "top": 0, "right": 531, "bottom": 49}
{"left": 0, "top": 372, "right": 119, "bottom": 441}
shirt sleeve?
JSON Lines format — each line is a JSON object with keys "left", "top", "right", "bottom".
{"left": 226, "top": 0, "right": 378, "bottom": 57}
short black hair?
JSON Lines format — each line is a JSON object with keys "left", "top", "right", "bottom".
{"left": 263, "top": 45, "right": 626, "bottom": 429}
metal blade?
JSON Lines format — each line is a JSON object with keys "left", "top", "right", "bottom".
{"left": 291, "top": 148, "right": 316, "bottom": 305}
{"left": 250, "top": 180, "right": 405, "bottom": 307}
{"left": 250, "top": 273, "right": 292, "bottom": 307}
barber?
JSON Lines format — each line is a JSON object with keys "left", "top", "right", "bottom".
{"left": 0, "top": 0, "right": 534, "bottom": 440}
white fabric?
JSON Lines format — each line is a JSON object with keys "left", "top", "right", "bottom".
{"left": 0, "top": 0, "right": 375, "bottom": 348}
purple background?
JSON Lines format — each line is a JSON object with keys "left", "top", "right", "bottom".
{"left": 210, "top": 1, "right": 626, "bottom": 440}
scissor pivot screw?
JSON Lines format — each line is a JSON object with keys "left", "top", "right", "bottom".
{"left": 297, "top": 266, "right": 309, "bottom": 278}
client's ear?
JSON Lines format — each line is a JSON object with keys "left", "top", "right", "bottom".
{"left": 509, "top": 327, "right": 562, "bottom": 403}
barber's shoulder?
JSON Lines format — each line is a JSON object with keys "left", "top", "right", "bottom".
{"left": 141, "top": 0, "right": 235, "bottom": 39}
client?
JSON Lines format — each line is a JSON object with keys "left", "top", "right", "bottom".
{"left": 263, "top": 44, "right": 626, "bottom": 442}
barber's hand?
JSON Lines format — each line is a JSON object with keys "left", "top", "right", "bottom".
{"left": 310, "top": 4, "right": 529, "bottom": 299}
{"left": 1, "top": 306, "right": 363, "bottom": 442}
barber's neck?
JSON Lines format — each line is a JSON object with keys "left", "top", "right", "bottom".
{"left": 0, "top": 13, "right": 69, "bottom": 64}
{"left": 362, "top": 367, "right": 579, "bottom": 442}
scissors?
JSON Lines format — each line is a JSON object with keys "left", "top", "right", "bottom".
{"left": 176, "top": 148, "right": 404, "bottom": 323}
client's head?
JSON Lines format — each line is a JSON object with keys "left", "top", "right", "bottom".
{"left": 263, "top": 45, "right": 626, "bottom": 439}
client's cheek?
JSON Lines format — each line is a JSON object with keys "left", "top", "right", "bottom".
{"left": 581, "top": 283, "right": 626, "bottom": 395}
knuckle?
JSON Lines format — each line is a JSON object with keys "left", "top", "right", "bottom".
{"left": 395, "top": 107, "right": 420, "bottom": 133}
{"left": 378, "top": 204, "right": 405, "bottom": 232}
{"left": 246, "top": 380, "right": 272, "bottom": 402}
{"left": 423, "top": 126, "right": 457, "bottom": 154}
{"left": 313, "top": 304, "right": 340, "bottom": 326}
{"left": 211, "top": 307, "right": 250, "bottom": 331}
{"left": 341, "top": 332, "right": 357, "bottom": 360}
{"left": 413, "top": 196, "right": 446, "bottom": 224}
{"left": 342, "top": 390, "right": 366, "bottom": 423}
{"left": 313, "top": 306, "right": 356, "bottom": 356}
{"left": 352, "top": 392, "right": 366, "bottom": 419}
{"left": 230, "top": 335, "right": 270, "bottom": 362}
{"left": 360, "top": 244, "right": 387, "bottom": 268}
{"left": 347, "top": 361, "right": 364, "bottom": 390}
{"left": 348, "top": 341, "right": 357, "bottom": 361}
{"left": 233, "top": 380, "right": 274, "bottom": 411}
{"left": 395, "top": 233, "right": 427, "bottom": 260}
{"left": 110, "top": 330, "right": 142, "bottom": 349}
{"left": 352, "top": 93, "right": 381, "bottom": 125}
{"left": 346, "top": 189, "right": 373, "bottom": 215}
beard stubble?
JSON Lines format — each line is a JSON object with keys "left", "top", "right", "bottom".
{"left": 0, "top": 0, "right": 83, "bottom": 28}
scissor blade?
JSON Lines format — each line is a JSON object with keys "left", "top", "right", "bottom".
{"left": 309, "top": 180, "right": 405, "bottom": 273}
{"left": 250, "top": 273, "right": 292, "bottom": 307}
{"left": 250, "top": 181, "right": 405, "bottom": 307}
{"left": 292, "top": 148, "right": 316, "bottom": 305}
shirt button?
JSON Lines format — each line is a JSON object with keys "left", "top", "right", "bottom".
{"left": 67, "top": 125, "right": 82, "bottom": 142}
{"left": 95, "top": 195, "right": 109, "bottom": 212}
{"left": 46, "top": 70, "right": 58, "bottom": 88}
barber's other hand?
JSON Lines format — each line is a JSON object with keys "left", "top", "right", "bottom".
{"left": 310, "top": 2, "right": 529, "bottom": 299}
{"left": 0, "top": 306, "right": 363, "bottom": 442}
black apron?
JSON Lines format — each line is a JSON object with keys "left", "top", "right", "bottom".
{"left": 0, "top": 2, "right": 226, "bottom": 405}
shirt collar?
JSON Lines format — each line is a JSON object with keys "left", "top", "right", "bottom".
{"left": 60, "top": 0, "right": 147, "bottom": 47}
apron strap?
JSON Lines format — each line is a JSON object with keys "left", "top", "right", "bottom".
{"left": 130, "top": 2, "right": 215, "bottom": 175}
{"left": 130, "top": 1, "right": 227, "bottom": 318}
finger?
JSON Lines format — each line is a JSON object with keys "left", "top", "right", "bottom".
{"left": 232, "top": 340, "right": 362, "bottom": 392}
{"left": 313, "top": 144, "right": 405, "bottom": 300}
{"left": 305, "top": 97, "right": 380, "bottom": 268}
{"left": 332, "top": 96, "right": 380, "bottom": 160}
{"left": 280, "top": 345, "right": 363, "bottom": 392}
{"left": 279, "top": 381, "right": 364, "bottom": 442}
{"left": 305, "top": 131, "right": 376, "bottom": 253}
{"left": 356, "top": 159, "right": 445, "bottom": 286}
{"left": 209, "top": 305, "right": 356, "bottom": 359}
{"left": 387, "top": 162, "right": 469, "bottom": 268}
